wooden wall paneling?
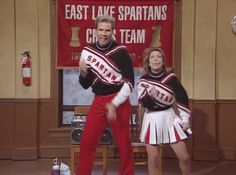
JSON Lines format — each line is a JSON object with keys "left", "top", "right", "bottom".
{"left": 0, "top": 101, "right": 15, "bottom": 159}
{"left": 13, "top": 100, "right": 39, "bottom": 160}
{"left": 217, "top": 101, "right": 236, "bottom": 160}
{"left": 192, "top": 100, "right": 218, "bottom": 160}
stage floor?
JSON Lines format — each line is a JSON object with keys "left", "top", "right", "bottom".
{"left": 0, "top": 158, "right": 235, "bottom": 175}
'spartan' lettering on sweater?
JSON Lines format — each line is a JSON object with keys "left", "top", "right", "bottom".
{"left": 139, "top": 79, "right": 174, "bottom": 106}
{"left": 81, "top": 46, "right": 122, "bottom": 85}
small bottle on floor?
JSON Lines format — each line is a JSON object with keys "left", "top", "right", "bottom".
{"left": 51, "top": 158, "right": 60, "bottom": 175}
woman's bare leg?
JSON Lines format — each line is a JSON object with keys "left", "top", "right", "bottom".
{"left": 146, "top": 144, "right": 161, "bottom": 175}
{"left": 170, "top": 141, "right": 191, "bottom": 175}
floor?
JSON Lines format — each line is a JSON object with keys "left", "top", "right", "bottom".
{"left": 0, "top": 158, "right": 235, "bottom": 175}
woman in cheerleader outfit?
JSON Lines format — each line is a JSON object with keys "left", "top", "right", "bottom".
{"left": 137, "top": 47, "right": 192, "bottom": 175}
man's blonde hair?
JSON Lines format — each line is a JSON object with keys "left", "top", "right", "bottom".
{"left": 94, "top": 15, "right": 115, "bottom": 29}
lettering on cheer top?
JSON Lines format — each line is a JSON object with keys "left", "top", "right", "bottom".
{"left": 87, "top": 55, "right": 118, "bottom": 81}
{"left": 81, "top": 49, "right": 122, "bottom": 84}
{"left": 140, "top": 82, "right": 174, "bottom": 105}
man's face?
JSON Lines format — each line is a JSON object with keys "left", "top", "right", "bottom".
{"left": 96, "top": 22, "right": 113, "bottom": 47}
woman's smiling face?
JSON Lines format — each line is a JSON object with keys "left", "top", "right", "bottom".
{"left": 148, "top": 50, "right": 164, "bottom": 73}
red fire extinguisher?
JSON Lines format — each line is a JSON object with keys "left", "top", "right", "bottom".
{"left": 22, "top": 51, "right": 31, "bottom": 86}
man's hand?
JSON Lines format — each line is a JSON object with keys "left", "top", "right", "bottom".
{"left": 106, "top": 102, "right": 117, "bottom": 121}
{"left": 79, "top": 61, "right": 88, "bottom": 77}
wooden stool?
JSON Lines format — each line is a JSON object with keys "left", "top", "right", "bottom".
{"left": 70, "top": 144, "right": 108, "bottom": 175}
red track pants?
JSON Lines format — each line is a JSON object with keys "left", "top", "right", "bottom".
{"left": 77, "top": 93, "right": 134, "bottom": 175}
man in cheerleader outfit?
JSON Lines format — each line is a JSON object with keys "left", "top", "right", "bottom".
{"left": 137, "top": 47, "right": 192, "bottom": 175}
{"left": 77, "top": 15, "right": 134, "bottom": 175}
